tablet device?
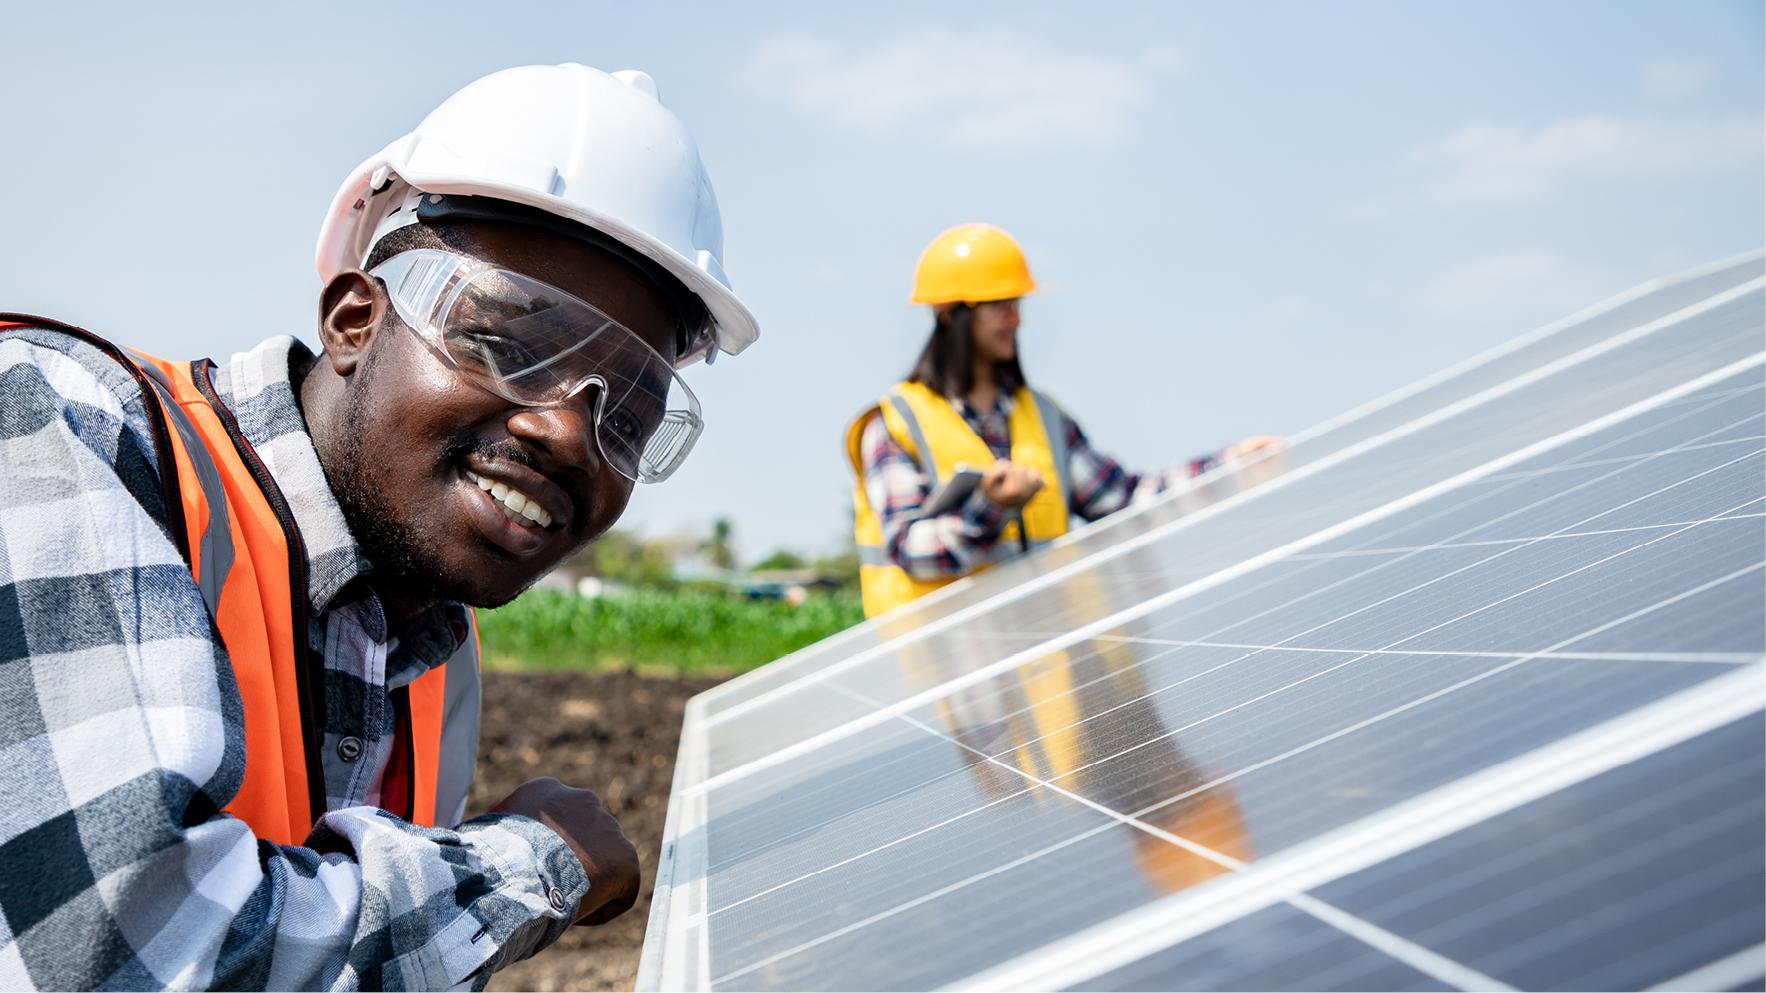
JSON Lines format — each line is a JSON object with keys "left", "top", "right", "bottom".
{"left": 918, "top": 466, "right": 985, "bottom": 519}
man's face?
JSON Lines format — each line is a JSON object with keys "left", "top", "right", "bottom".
{"left": 325, "top": 220, "right": 678, "bottom": 608}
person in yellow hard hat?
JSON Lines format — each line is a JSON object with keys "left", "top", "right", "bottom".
{"left": 845, "top": 223, "right": 1279, "bottom": 618}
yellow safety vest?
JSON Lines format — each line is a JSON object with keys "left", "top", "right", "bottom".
{"left": 846, "top": 380, "right": 1073, "bottom": 618}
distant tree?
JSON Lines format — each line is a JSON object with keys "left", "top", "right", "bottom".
{"left": 812, "top": 548, "right": 859, "bottom": 590}
{"left": 752, "top": 549, "right": 807, "bottom": 572}
{"left": 703, "top": 516, "right": 738, "bottom": 571}
{"left": 591, "top": 529, "right": 677, "bottom": 588}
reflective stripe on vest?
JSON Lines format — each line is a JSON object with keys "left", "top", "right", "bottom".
{"left": 0, "top": 316, "right": 480, "bottom": 844}
{"left": 845, "top": 381, "right": 1071, "bottom": 618}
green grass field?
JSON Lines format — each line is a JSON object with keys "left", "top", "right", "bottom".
{"left": 475, "top": 588, "right": 864, "bottom": 675}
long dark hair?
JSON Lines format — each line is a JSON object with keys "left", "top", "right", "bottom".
{"left": 906, "top": 304, "right": 1026, "bottom": 400}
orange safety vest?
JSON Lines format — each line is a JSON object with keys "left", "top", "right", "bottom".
{"left": 0, "top": 315, "right": 480, "bottom": 846}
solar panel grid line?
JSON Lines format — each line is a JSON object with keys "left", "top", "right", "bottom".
{"left": 1278, "top": 894, "right": 1516, "bottom": 993}
{"left": 1646, "top": 944, "right": 1766, "bottom": 991}
{"left": 684, "top": 255, "right": 1749, "bottom": 714}
{"left": 843, "top": 688, "right": 1517, "bottom": 993}
{"left": 940, "top": 546, "right": 1750, "bottom": 878}
{"left": 686, "top": 351, "right": 1766, "bottom": 796}
{"left": 1430, "top": 804, "right": 1761, "bottom": 981}
{"left": 1459, "top": 844, "right": 1765, "bottom": 987}
{"left": 697, "top": 278, "right": 1765, "bottom": 735}
{"left": 1292, "top": 715, "right": 1763, "bottom": 992}
{"left": 709, "top": 820, "right": 1125, "bottom": 987}
{"left": 950, "top": 663, "right": 1766, "bottom": 991}
{"left": 1314, "top": 750, "right": 1751, "bottom": 941}
{"left": 1008, "top": 550, "right": 1765, "bottom": 839}
{"left": 1083, "top": 638, "right": 1759, "bottom": 665}
{"left": 716, "top": 552, "right": 1759, "bottom": 988}
{"left": 1277, "top": 511, "right": 1766, "bottom": 560}
{"left": 1480, "top": 432, "right": 1763, "bottom": 483}
{"left": 1063, "top": 500, "right": 1763, "bottom": 575}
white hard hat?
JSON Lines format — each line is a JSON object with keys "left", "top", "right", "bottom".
{"left": 315, "top": 63, "right": 757, "bottom": 364}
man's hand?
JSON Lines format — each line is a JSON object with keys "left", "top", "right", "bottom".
{"left": 1222, "top": 434, "right": 1283, "bottom": 463}
{"left": 981, "top": 459, "right": 1045, "bottom": 509}
{"left": 491, "top": 777, "right": 640, "bottom": 926}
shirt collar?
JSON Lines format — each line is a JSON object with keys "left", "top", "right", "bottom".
{"left": 207, "top": 336, "right": 466, "bottom": 656}
{"left": 953, "top": 391, "right": 1015, "bottom": 429}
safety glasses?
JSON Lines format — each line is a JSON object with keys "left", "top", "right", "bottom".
{"left": 371, "top": 249, "right": 703, "bottom": 484}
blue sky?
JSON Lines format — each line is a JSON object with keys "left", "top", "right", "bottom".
{"left": 4, "top": 1, "right": 1761, "bottom": 559}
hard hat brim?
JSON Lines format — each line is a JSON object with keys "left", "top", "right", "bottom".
{"left": 909, "top": 280, "right": 1039, "bottom": 306}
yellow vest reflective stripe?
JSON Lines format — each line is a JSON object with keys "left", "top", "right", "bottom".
{"left": 846, "top": 380, "right": 1073, "bottom": 618}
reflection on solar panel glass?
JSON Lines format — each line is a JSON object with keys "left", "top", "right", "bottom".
{"left": 640, "top": 253, "right": 1766, "bottom": 992}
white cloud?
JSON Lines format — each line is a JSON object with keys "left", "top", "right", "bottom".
{"left": 1409, "top": 114, "right": 1764, "bottom": 204}
{"left": 1420, "top": 250, "right": 1619, "bottom": 322}
{"left": 747, "top": 31, "right": 1149, "bottom": 147}
{"left": 1644, "top": 57, "right": 1716, "bottom": 101}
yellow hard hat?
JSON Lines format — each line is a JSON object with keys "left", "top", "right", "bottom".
{"left": 910, "top": 223, "right": 1039, "bottom": 305}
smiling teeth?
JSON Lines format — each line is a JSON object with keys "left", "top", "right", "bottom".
{"left": 467, "top": 471, "right": 553, "bottom": 528}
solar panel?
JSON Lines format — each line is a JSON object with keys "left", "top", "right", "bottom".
{"left": 639, "top": 251, "right": 1766, "bottom": 992}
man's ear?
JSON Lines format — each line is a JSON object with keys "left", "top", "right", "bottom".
{"left": 318, "top": 270, "right": 386, "bottom": 377}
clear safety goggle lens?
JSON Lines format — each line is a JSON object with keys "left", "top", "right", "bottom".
{"left": 372, "top": 249, "right": 702, "bottom": 484}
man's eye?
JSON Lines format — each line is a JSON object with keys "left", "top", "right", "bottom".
{"left": 468, "top": 335, "right": 541, "bottom": 371}
{"left": 604, "top": 407, "right": 644, "bottom": 443}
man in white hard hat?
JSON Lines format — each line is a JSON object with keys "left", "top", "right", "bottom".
{"left": 0, "top": 64, "right": 756, "bottom": 990}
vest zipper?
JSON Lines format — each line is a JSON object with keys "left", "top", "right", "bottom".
{"left": 191, "top": 360, "right": 328, "bottom": 828}
{"left": 392, "top": 686, "right": 417, "bottom": 821}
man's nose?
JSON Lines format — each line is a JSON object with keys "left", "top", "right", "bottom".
{"left": 505, "top": 390, "right": 600, "bottom": 473}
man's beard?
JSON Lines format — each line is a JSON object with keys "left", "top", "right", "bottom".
{"left": 328, "top": 368, "right": 464, "bottom": 605}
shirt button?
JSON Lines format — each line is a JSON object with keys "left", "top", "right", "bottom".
{"left": 337, "top": 736, "right": 364, "bottom": 763}
{"left": 547, "top": 887, "right": 568, "bottom": 913}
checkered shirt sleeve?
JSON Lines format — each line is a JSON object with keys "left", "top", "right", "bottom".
{"left": 859, "top": 396, "right": 1220, "bottom": 580}
{"left": 0, "top": 331, "right": 586, "bottom": 991}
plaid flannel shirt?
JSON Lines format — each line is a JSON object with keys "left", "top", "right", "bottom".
{"left": 0, "top": 328, "right": 588, "bottom": 991}
{"left": 860, "top": 390, "right": 1219, "bottom": 579}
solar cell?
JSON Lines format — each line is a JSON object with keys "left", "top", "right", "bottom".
{"left": 1077, "top": 716, "right": 1764, "bottom": 992}
{"left": 640, "top": 255, "right": 1766, "bottom": 992}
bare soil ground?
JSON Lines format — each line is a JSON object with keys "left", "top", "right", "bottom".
{"left": 473, "top": 670, "right": 724, "bottom": 993}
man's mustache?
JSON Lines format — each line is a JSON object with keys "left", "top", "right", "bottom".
{"left": 448, "top": 436, "right": 543, "bottom": 473}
